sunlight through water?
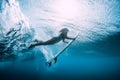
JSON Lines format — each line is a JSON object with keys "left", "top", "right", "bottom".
{"left": 50, "top": 0, "right": 80, "bottom": 19}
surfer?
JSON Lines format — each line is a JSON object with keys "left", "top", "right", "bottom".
{"left": 28, "top": 28, "right": 75, "bottom": 65}
{"left": 28, "top": 28, "right": 75, "bottom": 49}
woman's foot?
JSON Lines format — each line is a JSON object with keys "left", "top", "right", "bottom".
{"left": 28, "top": 40, "right": 43, "bottom": 49}
{"left": 28, "top": 44, "right": 34, "bottom": 49}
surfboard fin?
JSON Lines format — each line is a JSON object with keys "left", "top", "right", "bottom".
{"left": 47, "top": 61, "right": 52, "bottom": 67}
{"left": 54, "top": 57, "right": 57, "bottom": 64}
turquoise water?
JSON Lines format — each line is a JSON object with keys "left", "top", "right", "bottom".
{"left": 0, "top": 0, "right": 120, "bottom": 80}
{"left": 0, "top": 34, "right": 120, "bottom": 80}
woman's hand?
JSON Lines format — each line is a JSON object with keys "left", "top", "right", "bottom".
{"left": 63, "top": 39, "right": 69, "bottom": 43}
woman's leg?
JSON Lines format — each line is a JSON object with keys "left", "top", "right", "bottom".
{"left": 28, "top": 38, "right": 60, "bottom": 48}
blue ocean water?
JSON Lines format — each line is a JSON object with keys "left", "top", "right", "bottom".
{"left": 0, "top": 33, "right": 120, "bottom": 80}
{"left": 0, "top": 0, "right": 120, "bottom": 80}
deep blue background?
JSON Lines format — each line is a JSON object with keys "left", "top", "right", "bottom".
{"left": 0, "top": 32, "right": 120, "bottom": 80}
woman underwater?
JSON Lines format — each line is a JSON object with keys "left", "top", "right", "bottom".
{"left": 28, "top": 28, "right": 75, "bottom": 49}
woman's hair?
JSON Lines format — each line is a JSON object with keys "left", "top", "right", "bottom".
{"left": 59, "top": 28, "right": 69, "bottom": 33}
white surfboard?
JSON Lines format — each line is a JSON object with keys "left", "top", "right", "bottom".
{"left": 47, "top": 32, "right": 79, "bottom": 66}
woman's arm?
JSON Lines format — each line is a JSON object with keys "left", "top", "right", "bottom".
{"left": 62, "top": 39, "right": 68, "bottom": 43}
{"left": 66, "top": 36, "right": 75, "bottom": 40}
